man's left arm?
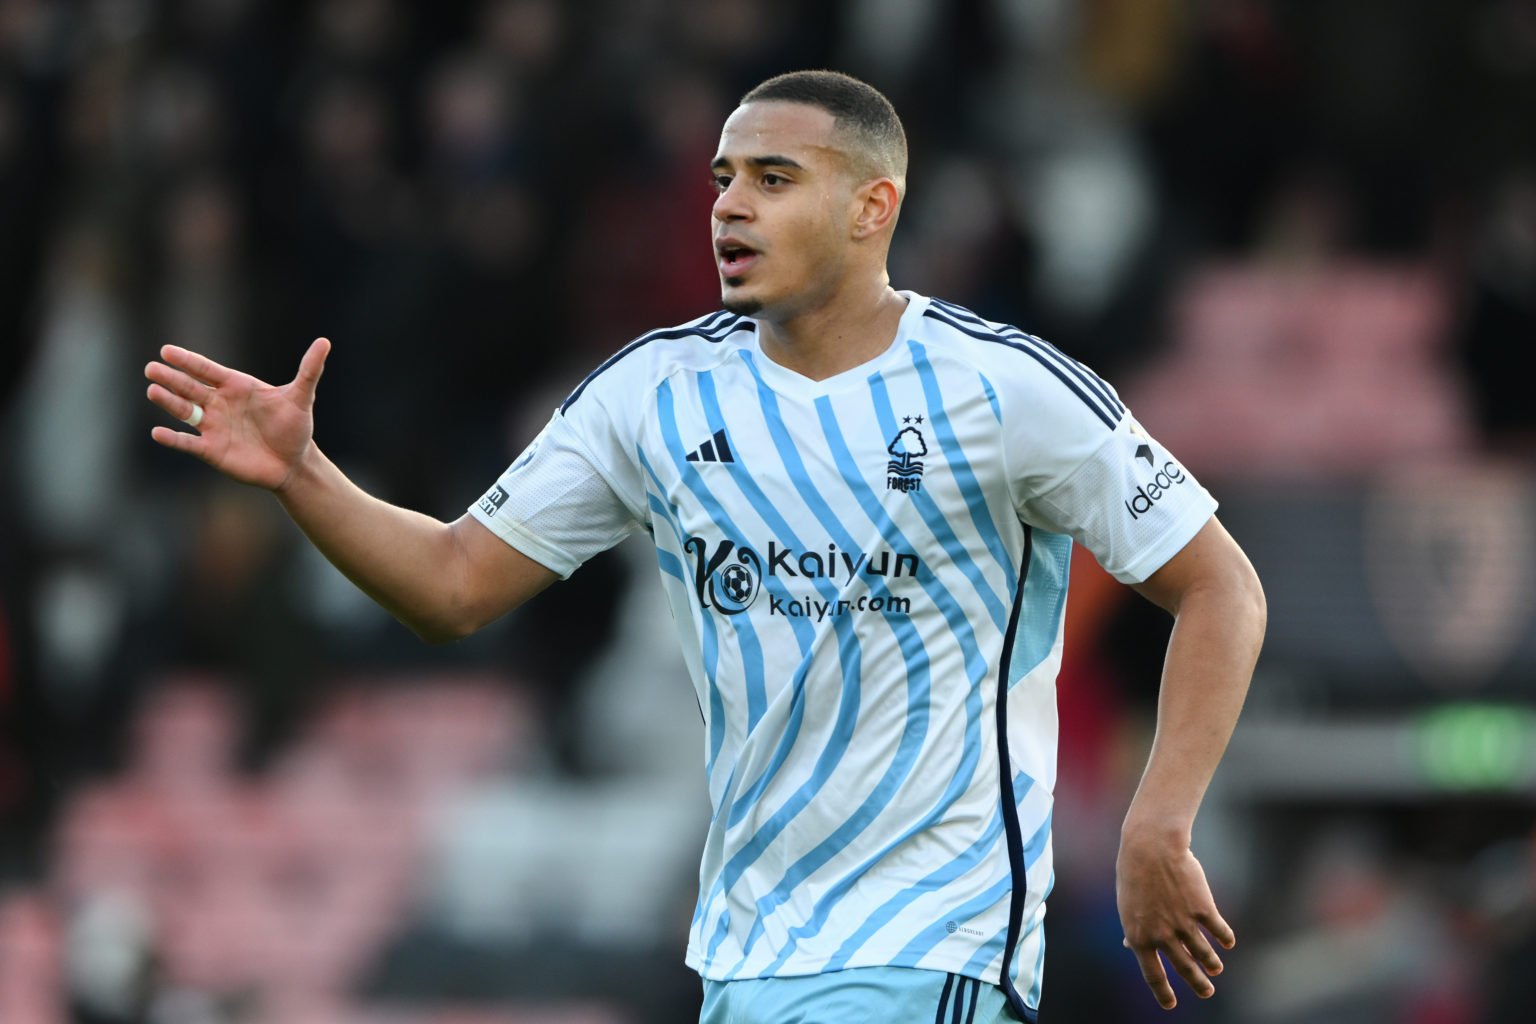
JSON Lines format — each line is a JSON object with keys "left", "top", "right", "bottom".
{"left": 1118, "top": 515, "right": 1266, "bottom": 1011}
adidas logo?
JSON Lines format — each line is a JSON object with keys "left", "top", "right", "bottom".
{"left": 685, "top": 428, "right": 735, "bottom": 464}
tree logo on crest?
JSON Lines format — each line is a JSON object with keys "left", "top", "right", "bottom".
{"left": 887, "top": 418, "right": 928, "bottom": 493}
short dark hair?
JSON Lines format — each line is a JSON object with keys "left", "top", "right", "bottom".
{"left": 741, "top": 70, "right": 908, "bottom": 195}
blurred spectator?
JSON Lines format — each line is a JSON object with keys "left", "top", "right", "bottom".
{"left": 151, "top": 177, "right": 248, "bottom": 365}
{"left": 162, "top": 487, "right": 320, "bottom": 770}
{"left": 1458, "top": 169, "right": 1536, "bottom": 452}
{"left": 1479, "top": 827, "right": 1536, "bottom": 1023}
{"left": 1125, "top": 167, "right": 1475, "bottom": 481}
{"left": 1237, "top": 827, "right": 1475, "bottom": 1024}
{"left": 15, "top": 221, "right": 134, "bottom": 551}
{"left": 559, "top": 68, "right": 725, "bottom": 351}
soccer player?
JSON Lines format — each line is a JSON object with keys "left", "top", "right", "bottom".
{"left": 145, "top": 71, "right": 1265, "bottom": 1022}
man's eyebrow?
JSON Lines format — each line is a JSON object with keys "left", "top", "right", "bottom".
{"left": 710, "top": 154, "right": 806, "bottom": 171}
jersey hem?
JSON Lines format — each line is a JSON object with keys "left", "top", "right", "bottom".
{"left": 684, "top": 948, "right": 1007, "bottom": 989}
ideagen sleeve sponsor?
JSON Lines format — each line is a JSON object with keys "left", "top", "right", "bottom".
{"left": 1124, "top": 460, "right": 1189, "bottom": 520}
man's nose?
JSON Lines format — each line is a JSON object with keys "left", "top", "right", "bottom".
{"left": 712, "top": 179, "right": 751, "bottom": 222}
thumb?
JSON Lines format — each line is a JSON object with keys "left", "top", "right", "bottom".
{"left": 294, "top": 337, "right": 331, "bottom": 405}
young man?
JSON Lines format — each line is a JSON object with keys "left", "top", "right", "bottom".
{"left": 146, "top": 71, "right": 1265, "bottom": 1022}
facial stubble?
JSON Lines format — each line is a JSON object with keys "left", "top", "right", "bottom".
{"left": 722, "top": 287, "right": 762, "bottom": 316}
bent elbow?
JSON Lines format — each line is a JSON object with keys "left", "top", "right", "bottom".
{"left": 414, "top": 623, "right": 468, "bottom": 646}
{"left": 1243, "top": 558, "right": 1267, "bottom": 622}
{"left": 1185, "top": 550, "right": 1267, "bottom": 646}
{"left": 406, "top": 608, "right": 481, "bottom": 646}
{"left": 1234, "top": 558, "right": 1268, "bottom": 648}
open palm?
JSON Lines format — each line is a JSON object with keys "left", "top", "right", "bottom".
{"left": 145, "top": 338, "right": 331, "bottom": 492}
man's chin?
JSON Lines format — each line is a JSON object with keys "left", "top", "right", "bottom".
{"left": 722, "top": 286, "right": 762, "bottom": 316}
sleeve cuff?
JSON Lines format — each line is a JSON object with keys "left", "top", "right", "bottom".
{"left": 1110, "top": 500, "right": 1218, "bottom": 585}
{"left": 467, "top": 503, "right": 581, "bottom": 579}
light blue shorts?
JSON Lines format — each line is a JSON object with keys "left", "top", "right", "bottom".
{"left": 700, "top": 966, "right": 1024, "bottom": 1024}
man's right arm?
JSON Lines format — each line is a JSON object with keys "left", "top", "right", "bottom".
{"left": 146, "top": 338, "right": 557, "bottom": 643}
{"left": 273, "top": 445, "right": 557, "bottom": 642}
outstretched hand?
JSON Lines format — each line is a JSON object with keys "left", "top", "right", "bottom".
{"left": 1116, "top": 831, "right": 1236, "bottom": 1010}
{"left": 145, "top": 338, "right": 331, "bottom": 492}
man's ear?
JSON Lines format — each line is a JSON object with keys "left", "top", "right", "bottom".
{"left": 851, "top": 177, "right": 901, "bottom": 240}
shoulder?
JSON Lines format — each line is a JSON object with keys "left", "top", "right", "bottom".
{"left": 560, "top": 309, "right": 757, "bottom": 415}
{"left": 915, "top": 296, "right": 1126, "bottom": 433}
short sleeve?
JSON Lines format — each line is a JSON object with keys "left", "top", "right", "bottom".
{"left": 467, "top": 407, "right": 644, "bottom": 579}
{"left": 1015, "top": 411, "right": 1216, "bottom": 584}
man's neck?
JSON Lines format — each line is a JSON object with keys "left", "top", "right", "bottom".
{"left": 754, "top": 281, "right": 908, "bottom": 382}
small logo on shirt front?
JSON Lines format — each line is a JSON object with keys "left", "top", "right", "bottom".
{"left": 478, "top": 485, "right": 509, "bottom": 517}
{"left": 685, "top": 428, "right": 735, "bottom": 464}
{"left": 887, "top": 416, "right": 927, "bottom": 493}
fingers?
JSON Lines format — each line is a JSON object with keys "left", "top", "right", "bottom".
{"left": 1127, "top": 942, "right": 1178, "bottom": 1010}
{"left": 1161, "top": 934, "right": 1216, "bottom": 1000}
{"left": 146, "top": 382, "right": 206, "bottom": 429}
{"left": 149, "top": 424, "right": 208, "bottom": 458}
{"left": 1125, "top": 919, "right": 1231, "bottom": 1010}
{"left": 145, "top": 359, "right": 211, "bottom": 406}
{"left": 1197, "top": 907, "right": 1237, "bottom": 950}
{"left": 1181, "top": 925, "right": 1225, "bottom": 977}
{"left": 293, "top": 337, "right": 330, "bottom": 404}
{"left": 159, "top": 344, "right": 233, "bottom": 386}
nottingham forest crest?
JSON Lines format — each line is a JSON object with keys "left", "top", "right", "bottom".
{"left": 887, "top": 416, "right": 928, "bottom": 493}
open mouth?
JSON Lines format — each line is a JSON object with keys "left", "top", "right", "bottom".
{"left": 717, "top": 241, "right": 760, "bottom": 277}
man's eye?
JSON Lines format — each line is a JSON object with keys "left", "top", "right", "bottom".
{"left": 762, "top": 173, "right": 784, "bottom": 186}
{"left": 712, "top": 175, "right": 732, "bottom": 192}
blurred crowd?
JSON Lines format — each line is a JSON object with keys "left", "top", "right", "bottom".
{"left": 1, "top": 1, "right": 1534, "bottom": 1022}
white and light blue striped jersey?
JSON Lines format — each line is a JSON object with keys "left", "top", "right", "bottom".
{"left": 469, "top": 292, "right": 1216, "bottom": 1021}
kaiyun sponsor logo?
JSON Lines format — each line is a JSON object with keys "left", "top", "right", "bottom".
{"left": 683, "top": 536, "right": 921, "bottom": 616}
{"left": 683, "top": 538, "right": 763, "bottom": 615}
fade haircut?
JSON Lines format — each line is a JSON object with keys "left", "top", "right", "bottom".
{"left": 741, "top": 70, "right": 908, "bottom": 198}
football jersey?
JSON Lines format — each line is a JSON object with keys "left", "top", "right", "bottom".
{"left": 469, "top": 292, "right": 1216, "bottom": 1020}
